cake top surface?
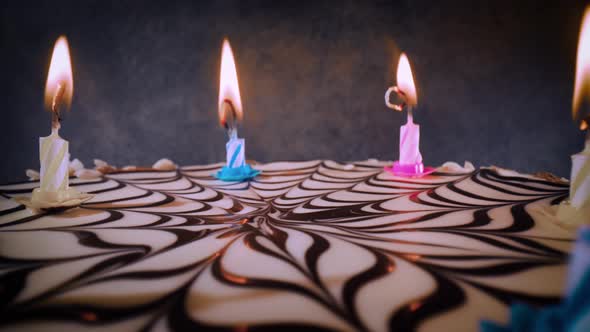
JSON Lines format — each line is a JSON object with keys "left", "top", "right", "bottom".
{"left": 0, "top": 160, "right": 575, "bottom": 332}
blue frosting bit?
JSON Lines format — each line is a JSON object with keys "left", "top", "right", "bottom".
{"left": 480, "top": 226, "right": 590, "bottom": 332}
{"left": 215, "top": 164, "right": 260, "bottom": 182}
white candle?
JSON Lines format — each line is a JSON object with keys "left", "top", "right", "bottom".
{"left": 565, "top": 140, "right": 590, "bottom": 211}
{"left": 39, "top": 128, "right": 70, "bottom": 192}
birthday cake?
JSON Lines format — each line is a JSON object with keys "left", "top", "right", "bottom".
{"left": 0, "top": 159, "right": 576, "bottom": 332}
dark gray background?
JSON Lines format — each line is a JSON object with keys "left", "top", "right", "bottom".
{"left": 1, "top": 0, "right": 587, "bottom": 182}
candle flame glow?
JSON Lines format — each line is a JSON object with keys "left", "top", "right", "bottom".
{"left": 396, "top": 53, "right": 417, "bottom": 107}
{"left": 45, "top": 36, "right": 73, "bottom": 113}
{"left": 218, "top": 38, "right": 243, "bottom": 127}
{"left": 573, "top": 6, "right": 590, "bottom": 129}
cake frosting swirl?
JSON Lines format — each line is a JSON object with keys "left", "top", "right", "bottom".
{"left": 0, "top": 160, "right": 575, "bottom": 331}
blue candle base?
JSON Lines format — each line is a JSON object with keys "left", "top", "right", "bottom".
{"left": 215, "top": 164, "right": 260, "bottom": 182}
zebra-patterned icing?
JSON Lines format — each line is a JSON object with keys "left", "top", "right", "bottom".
{"left": 0, "top": 160, "right": 575, "bottom": 331}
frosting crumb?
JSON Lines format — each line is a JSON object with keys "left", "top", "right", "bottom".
{"left": 483, "top": 166, "right": 567, "bottom": 183}
{"left": 93, "top": 159, "right": 108, "bottom": 168}
{"left": 75, "top": 169, "right": 103, "bottom": 179}
{"left": 533, "top": 172, "right": 569, "bottom": 184}
{"left": 26, "top": 157, "right": 180, "bottom": 180}
{"left": 153, "top": 158, "right": 177, "bottom": 171}
{"left": 94, "top": 159, "right": 117, "bottom": 174}
{"left": 69, "top": 159, "right": 84, "bottom": 176}
{"left": 438, "top": 161, "right": 475, "bottom": 173}
{"left": 26, "top": 169, "right": 40, "bottom": 181}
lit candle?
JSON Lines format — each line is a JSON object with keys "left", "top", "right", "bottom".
{"left": 215, "top": 38, "right": 260, "bottom": 181}
{"left": 384, "top": 53, "right": 434, "bottom": 177}
{"left": 35, "top": 36, "right": 74, "bottom": 202}
{"left": 557, "top": 7, "right": 590, "bottom": 225}
{"left": 22, "top": 35, "right": 92, "bottom": 209}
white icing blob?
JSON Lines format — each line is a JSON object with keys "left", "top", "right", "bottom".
{"left": 153, "top": 158, "right": 177, "bottom": 171}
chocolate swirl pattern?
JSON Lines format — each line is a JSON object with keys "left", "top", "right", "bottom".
{"left": 0, "top": 160, "right": 575, "bottom": 331}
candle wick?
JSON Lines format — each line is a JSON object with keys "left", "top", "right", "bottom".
{"left": 51, "top": 83, "right": 65, "bottom": 131}
{"left": 230, "top": 129, "right": 238, "bottom": 140}
{"left": 385, "top": 86, "right": 414, "bottom": 112}
{"left": 221, "top": 99, "right": 239, "bottom": 139}
{"left": 407, "top": 106, "right": 414, "bottom": 123}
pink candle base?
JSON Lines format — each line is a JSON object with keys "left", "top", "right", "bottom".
{"left": 384, "top": 161, "right": 435, "bottom": 178}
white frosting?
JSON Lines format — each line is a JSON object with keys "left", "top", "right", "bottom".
{"left": 438, "top": 161, "right": 475, "bottom": 173}
{"left": 93, "top": 158, "right": 117, "bottom": 174}
{"left": 153, "top": 158, "right": 177, "bottom": 171}
{"left": 343, "top": 163, "right": 355, "bottom": 170}
{"left": 68, "top": 158, "right": 84, "bottom": 175}
{"left": 28, "top": 157, "right": 180, "bottom": 182}
{"left": 74, "top": 168, "right": 102, "bottom": 179}
{"left": 26, "top": 169, "right": 40, "bottom": 181}
{"left": 481, "top": 165, "right": 548, "bottom": 180}
{"left": 93, "top": 159, "right": 109, "bottom": 168}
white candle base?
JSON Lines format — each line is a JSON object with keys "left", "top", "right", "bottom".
{"left": 556, "top": 201, "right": 590, "bottom": 227}
{"left": 25, "top": 128, "right": 93, "bottom": 211}
{"left": 16, "top": 187, "right": 93, "bottom": 212}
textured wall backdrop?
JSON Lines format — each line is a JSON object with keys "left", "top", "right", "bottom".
{"left": 1, "top": 0, "right": 587, "bottom": 182}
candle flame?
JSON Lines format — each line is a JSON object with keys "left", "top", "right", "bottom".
{"left": 45, "top": 36, "right": 73, "bottom": 113}
{"left": 218, "top": 38, "right": 243, "bottom": 128}
{"left": 396, "top": 53, "right": 417, "bottom": 107}
{"left": 573, "top": 6, "right": 590, "bottom": 129}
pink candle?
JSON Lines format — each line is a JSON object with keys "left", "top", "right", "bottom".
{"left": 399, "top": 113, "right": 423, "bottom": 165}
{"left": 384, "top": 53, "right": 433, "bottom": 177}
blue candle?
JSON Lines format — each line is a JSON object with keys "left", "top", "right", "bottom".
{"left": 215, "top": 38, "right": 259, "bottom": 182}
{"left": 226, "top": 129, "right": 245, "bottom": 169}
